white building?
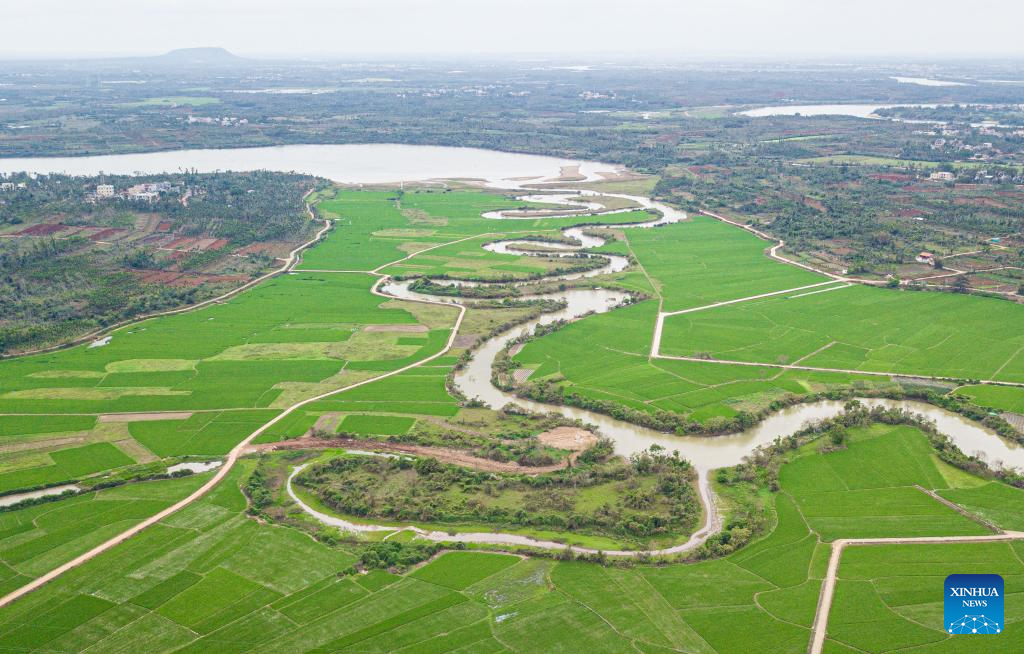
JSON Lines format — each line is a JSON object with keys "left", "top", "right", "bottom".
{"left": 95, "top": 184, "right": 115, "bottom": 198}
{"left": 928, "top": 171, "right": 955, "bottom": 182}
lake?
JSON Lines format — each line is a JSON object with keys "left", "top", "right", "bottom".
{"left": 0, "top": 143, "right": 619, "bottom": 185}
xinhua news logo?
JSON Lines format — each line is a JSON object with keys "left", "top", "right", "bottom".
{"left": 944, "top": 574, "right": 1003, "bottom": 635}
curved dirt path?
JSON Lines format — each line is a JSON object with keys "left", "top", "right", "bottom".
{"left": 287, "top": 462, "right": 720, "bottom": 557}
{"left": 0, "top": 185, "right": 664, "bottom": 606}
{"left": 809, "top": 530, "right": 1024, "bottom": 654}
{"left": 0, "top": 198, "right": 484, "bottom": 609}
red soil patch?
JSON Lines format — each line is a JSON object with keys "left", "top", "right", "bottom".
{"left": 89, "top": 228, "right": 126, "bottom": 241}
{"left": 17, "top": 223, "right": 67, "bottom": 236}
{"left": 165, "top": 237, "right": 199, "bottom": 250}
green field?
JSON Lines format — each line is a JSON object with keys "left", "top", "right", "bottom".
{"left": 954, "top": 384, "right": 1024, "bottom": 413}
{"left": 337, "top": 414, "right": 416, "bottom": 436}
{"left": 630, "top": 216, "right": 826, "bottom": 312}
{"left": 660, "top": 283, "right": 1024, "bottom": 382}
{"left": 0, "top": 443, "right": 136, "bottom": 493}
{"left": 799, "top": 154, "right": 991, "bottom": 169}
{"left": 0, "top": 422, "right": 1017, "bottom": 652}
{"left": 1, "top": 183, "right": 1022, "bottom": 651}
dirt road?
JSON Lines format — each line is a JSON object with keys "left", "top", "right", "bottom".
{"left": 809, "top": 530, "right": 1024, "bottom": 654}
{"left": 0, "top": 221, "right": 473, "bottom": 609}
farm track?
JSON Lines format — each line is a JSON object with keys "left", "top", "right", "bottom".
{"left": 285, "top": 461, "right": 722, "bottom": 557}
{"left": 4, "top": 177, "right": 1021, "bottom": 649}
{"left": 0, "top": 196, "right": 488, "bottom": 608}
{"left": 809, "top": 530, "right": 1024, "bottom": 654}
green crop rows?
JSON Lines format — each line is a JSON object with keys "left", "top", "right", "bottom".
{"left": 0, "top": 424, "right": 1018, "bottom": 651}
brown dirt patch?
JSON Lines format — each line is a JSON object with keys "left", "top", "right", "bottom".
{"left": 452, "top": 334, "right": 479, "bottom": 348}
{"left": 251, "top": 437, "right": 570, "bottom": 474}
{"left": 313, "top": 414, "right": 343, "bottom": 432}
{"left": 554, "top": 165, "right": 585, "bottom": 182}
{"left": 364, "top": 324, "right": 429, "bottom": 333}
{"left": 537, "top": 426, "right": 598, "bottom": 452}
{"left": 0, "top": 436, "right": 84, "bottom": 454}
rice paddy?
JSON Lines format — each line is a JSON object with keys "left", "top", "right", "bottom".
{"left": 1, "top": 183, "right": 1022, "bottom": 652}
{"left": 660, "top": 283, "right": 1024, "bottom": 382}
{"left": 0, "top": 422, "right": 1014, "bottom": 652}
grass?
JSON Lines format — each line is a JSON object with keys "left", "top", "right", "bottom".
{"left": 0, "top": 442, "right": 136, "bottom": 493}
{"left": 0, "top": 473, "right": 210, "bottom": 580}
{"left": 0, "top": 185, "right": 1022, "bottom": 652}
{"left": 410, "top": 551, "right": 520, "bottom": 590}
{"left": 660, "top": 283, "right": 1024, "bottom": 382}
{"left": 800, "top": 154, "right": 991, "bottom": 169}
{"left": 291, "top": 451, "right": 699, "bottom": 549}
{"left": 129, "top": 410, "right": 279, "bottom": 457}
{"left": 628, "top": 216, "right": 826, "bottom": 313}
{"left": 828, "top": 541, "right": 1024, "bottom": 652}
{"left": 954, "top": 384, "right": 1024, "bottom": 413}
{"left": 337, "top": 414, "right": 416, "bottom": 436}
{"left": 513, "top": 300, "right": 885, "bottom": 423}
{"left": 937, "top": 482, "right": 1024, "bottom": 530}
{"left": 0, "top": 423, "right": 1018, "bottom": 653}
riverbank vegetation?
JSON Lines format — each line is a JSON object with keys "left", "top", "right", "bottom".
{"left": 0, "top": 403, "right": 1021, "bottom": 652}
{"left": 289, "top": 443, "right": 701, "bottom": 548}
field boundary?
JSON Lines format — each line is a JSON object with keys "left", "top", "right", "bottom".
{"left": 808, "top": 529, "right": 1024, "bottom": 654}
{"left": 0, "top": 261, "right": 468, "bottom": 610}
{"left": 649, "top": 287, "right": 1024, "bottom": 390}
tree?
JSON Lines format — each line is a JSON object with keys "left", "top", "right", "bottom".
{"left": 952, "top": 276, "right": 970, "bottom": 294}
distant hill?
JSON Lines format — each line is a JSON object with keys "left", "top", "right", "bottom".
{"left": 152, "top": 47, "right": 246, "bottom": 65}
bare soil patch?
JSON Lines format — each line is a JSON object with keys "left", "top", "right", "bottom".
{"left": 452, "top": 334, "right": 479, "bottom": 348}
{"left": 253, "top": 437, "right": 570, "bottom": 474}
{"left": 537, "top": 426, "right": 599, "bottom": 452}
{"left": 364, "top": 324, "right": 429, "bottom": 333}
{"left": 554, "top": 165, "right": 585, "bottom": 182}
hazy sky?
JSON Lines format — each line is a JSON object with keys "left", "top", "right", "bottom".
{"left": 4, "top": 0, "right": 1023, "bottom": 60}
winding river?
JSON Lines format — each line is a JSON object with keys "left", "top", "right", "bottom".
{"left": 4, "top": 143, "right": 1022, "bottom": 554}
